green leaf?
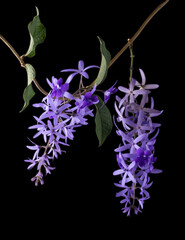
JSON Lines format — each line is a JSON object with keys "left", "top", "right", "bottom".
{"left": 20, "top": 64, "right": 36, "bottom": 112}
{"left": 95, "top": 37, "right": 111, "bottom": 86}
{"left": 25, "top": 7, "right": 46, "bottom": 58}
{"left": 95, "top": 96, "right": 113, "bottom": 147}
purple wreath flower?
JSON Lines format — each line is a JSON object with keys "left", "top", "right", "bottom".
{"left": 31, "top": 171, "right": 44, "bottom": 186}
{"left": 104, "top": 81, "right": 118, "bottom": 104}
{"left": 135, "top": 148, "right": 154, "bottom": 169}
{"left": 113, "top": 68, "right": 163, "bottom": 215}
{"left": 118, "top": 78, "right": 147, "bottom": 105}
{"left": 75, "top": 84, "right": 99, "bottom": 112}
{"left": 61, "top": 60, "right": 99, "bottom": 83}
{"left": 135, "top": 69, "right": 159, "bottom": 90}
{"left": 47, "top": 77, "right": 69, "bottom": 98}
{"left": 113, "top": 153, "right": 136, "bottom": 186}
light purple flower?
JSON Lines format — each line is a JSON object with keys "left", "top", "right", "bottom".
{"left": 61, "top": 60, "right": 99, "bottom": 83}
{"left": 113, "top": 153, "right": 136, "bottom": 186}
{"left": 115, "top": 132, "right": 147, "bottom": 154}
{"left": 24, "top": 158, "right": 37, "bottom": 170}
{"left": 39, "top": 95, "right": 71, "bottom": 125}
{"left": 118, "top": 79, "right": 147, "bottom": 105}
{"left": 104, "top": 81, "right": 118, "bottom": 104}
{"left": 135, "top": 69, "right": 159, "bottom": 90}
{"left": 26, "top": 139, "right": 41, "bottom": 160}
{"left": 31, "top": 171, "right": 44, "bottom": 186}
{"left": 29, "top": 116, "right": 48, "bottom": 142}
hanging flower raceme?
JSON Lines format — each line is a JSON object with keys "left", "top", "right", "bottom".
{"left": 25, "top": 60, "right": 100, "bottom": 186}
{"left": 113, "top": 69, "right": 163, "bottom": 216}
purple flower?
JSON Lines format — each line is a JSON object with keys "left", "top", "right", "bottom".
{"left": 47, "top": 76, "right": 69, "bottom": 98}
{"left": 28, "top": 116, "right": 48, "bottom": 142}
{"left": 115, "top": 132, "right": 147, "bottom": 154}
{"left": 135, "top": 69, "right": 159, "bottom": 90}
{"left": 113, "top": 68, "right": 162, "bottom": 215}
{"left": 135, "top": 148, "right": 153, "bottom": 168}
{"left": 113, "top": 153, "right": 136, "bottom": 186}
{"left": 61, "top": 60, "right": 99, "bottom": 83}
{"left": 104, "top": 81, "right": 118, "bottom": 104}
{"left": 81, "top": 92, "right": 99, "bottom": 108}
{"left": 24, "top": 158, "right": 37, "bottom": 170}
{"left": 118, "top": 79, "right": 147, "bottom": 105}
{"left": 75, "top": 84, "right": 99, "bottom": 112}
{"left": 39, "top": 94, "right": 71, "bottom": 125}
{"left": 26, "top": 139, "right": 41, "bottom": 160}
{"left": 45, "top": 120, "right": 63, "bottom": 143}
{"left": 31, "top": 171, "right": 44, "bottom": 186}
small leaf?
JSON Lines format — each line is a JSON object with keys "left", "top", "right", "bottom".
{"left": 95, "top": 37, "right": 111, "bottom": 86}
{"left": 25, "top": 7, "right": 46, "bottom": 58}
{"left": 20, "top": 64, "right": 36, "bottom": 112}
{"left": 95, "top": 96, "right": 113, "bottom": 147}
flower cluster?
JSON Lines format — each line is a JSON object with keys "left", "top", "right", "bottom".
{"left": 113, "top": 69, "right": 163, "bottom": 215}
{"left": 25, "top": 60, "right": 100, "bottom": 186}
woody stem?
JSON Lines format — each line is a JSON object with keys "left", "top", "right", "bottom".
{"left": 108, "top": 0, "right": 169, "bottom": 68}
{"left": 0, "top": 34, "right": 24, "bottom": 66}
{"left": 128, "top": 39, "right": 134, "bottom": 84}
{"left": 0, "top": 34, "right": 48, "bottom": 95}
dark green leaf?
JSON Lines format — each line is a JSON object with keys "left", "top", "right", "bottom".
{"left": 95, "top": 37, "right": 111, "bottom": 86}
{"left": 20, "top": 64, "right": 36, "bottom": 112}
{"left": 95, "top": 96, "right": 113, "bottom": 147}
{"left": 25, "top": 7, "right": 46, "bottom": 58}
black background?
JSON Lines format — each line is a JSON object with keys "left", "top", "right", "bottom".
{"left": 0, "top": 0, "right": 181, "bottom": 238}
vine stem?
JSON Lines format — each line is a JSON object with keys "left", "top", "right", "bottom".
{"left": 0, "top": 0, "right": 169, "bottom": 97}
{"left": 88, "top": 0, "right": 169, "bottom": 91}
{"left": 0, "top": 34, "right": 24, "bottom": 66}
{"left": 0, "top": 34, "right": 48, "bottom": 95}
{"left": 108, "top": 0, "right": 169, "bottom": 68}
{"left": 128, "top": 39, "right": 134, "bottom": 84}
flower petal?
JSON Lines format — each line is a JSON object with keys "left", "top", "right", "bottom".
{"left": 78, "top": 60, "right": 84, "bottom": 71}
{"left": 128, "top": 161, "right": 136, "bottom": 170}
{"left": 46, "top": 78, "right": 53, "bottom": 89}
{"left": 113, "top": 169, "right": 124, "bottom": 176}
{"left": 121, "top": 173, "right": 128, "bottom": 186}
{"left": 145, "top": 84, "right": 159, "bottom": 89}
{"left": 139, "top": 68, "right": 146, "bottom": 85}
{"left": 114, "top": 144, "right": 131, "bottom": 152}
{"left": 84, "top": 65, "right": 99, "bottom": 71}
{"left": 66, "top": 72, "right": 78, "bottom": 83}
{"left": 81, "top": 71, "right": 89, "bottom": 79}
{"left": 61, "top": 68, "right": 78, "bottom": 73}
{"left": 128, "top": 171, "right": 136, "bottom": 183}
{"left": 118, "top": 86, "right": 129, "bottom": 93}
{"left": 151, "top": 169, "right": 162, "bottom": 174}
{"left": 134, "top": 133, "right": 146, "bottom": 143}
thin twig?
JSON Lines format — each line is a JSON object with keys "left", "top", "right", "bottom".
{"left": 33, "top": 78, "right": 48, "bottom": 96}
{"left": 0, "top": 34, "right": 23, "bottom": 65}
{"left": 0, "top": 34, "right": 48, "bottom": 95}
{"left": 128, "top": 39, "right": 134, "bottom": 84}
{"left": 108, "top": 0, "right": 169, "bottom": 68}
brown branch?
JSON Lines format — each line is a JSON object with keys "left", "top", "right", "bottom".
{"left": 0, "top": 35, "right": 48, "bottom": 95}
{"left": 108, "top": 0, "right": 170, "bottom": 68}
{"left": 0, "top": 34, "right": 23, "bottom": 64}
